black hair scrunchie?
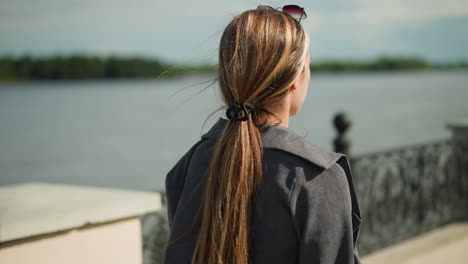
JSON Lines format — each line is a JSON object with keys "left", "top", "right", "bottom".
{"left": 226, "top": 103, "right": 255, "bottom": 122}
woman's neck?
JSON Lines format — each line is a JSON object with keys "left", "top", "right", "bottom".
{"left": 258, "top": 95, "right": 291, "bottom": 128}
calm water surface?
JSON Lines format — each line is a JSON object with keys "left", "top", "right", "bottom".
{"left": 0, "top": 71, "right": 467, "bottom": 191}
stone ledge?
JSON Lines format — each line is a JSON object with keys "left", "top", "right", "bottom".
{"left": 0, "top": 182, "right": 162, "bottom": 243}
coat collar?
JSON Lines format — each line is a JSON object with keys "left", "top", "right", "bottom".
{"left": 201, "top": 118, "right": 343, "bottom": 170}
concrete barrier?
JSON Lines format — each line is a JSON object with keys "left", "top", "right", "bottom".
{"left": 0, "top": 182, "right": 163, "bottom": 264}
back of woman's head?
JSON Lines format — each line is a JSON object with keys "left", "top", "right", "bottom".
{"left": 192, "top": 6, "right": 309, "bottom": 264}
{"left": 218, "top": 5, "right": 309, "bottom": 114}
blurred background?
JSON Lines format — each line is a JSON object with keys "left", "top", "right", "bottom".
{"left": 0, "top": 0, "right": 467, "bottom": 263}
{"left": 1, "top": 0, "right": 467, "bottom": 191}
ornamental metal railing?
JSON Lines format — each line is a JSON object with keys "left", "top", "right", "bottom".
{"left": 333, "top": 112, "right": 468, "bottom": 254}
{"left": 350, "top": 139, "right": 468, "bottom": 254}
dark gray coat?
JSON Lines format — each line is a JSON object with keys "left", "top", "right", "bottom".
{"left": 164, "top": 118, "right": 362, "bottom": 264}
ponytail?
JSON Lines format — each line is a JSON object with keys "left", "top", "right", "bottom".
{"left": 192, "top": 115, "right": 263, "bottom": 264}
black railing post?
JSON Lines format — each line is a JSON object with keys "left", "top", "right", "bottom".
{"left": 447, "top": 118, "right": 468, "bottom": 221}
{"left": 333, "top": 111, "right": 352, "bottom": 156}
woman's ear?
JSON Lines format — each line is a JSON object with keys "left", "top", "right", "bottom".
{"left": 290, "top": 83, "right": 297, "bottom": 91}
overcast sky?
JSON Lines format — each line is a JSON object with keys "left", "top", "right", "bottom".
{"left": 1, "top": 0, "right": 467, "bottom": 63}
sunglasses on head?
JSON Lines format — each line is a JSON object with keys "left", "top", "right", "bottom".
{"left": 278, "top": 5, "right": 307, "bottom": 23}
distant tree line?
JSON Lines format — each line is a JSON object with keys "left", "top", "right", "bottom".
{"left": 310, "top": 56, "right": 468, "bottom": 72}
{"left": 0, "top": 55, "right": 215, "bottom": 81}
{"left": 0, "top": 55, "right": 466, "bottom": 81}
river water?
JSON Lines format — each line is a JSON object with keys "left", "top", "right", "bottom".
{"left": 0, "top": 70, "right": 467, "bottom": 191}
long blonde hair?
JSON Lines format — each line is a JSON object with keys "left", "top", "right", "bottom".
{"left": 192, "top": 6, "right": 309, "bottom": 264}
